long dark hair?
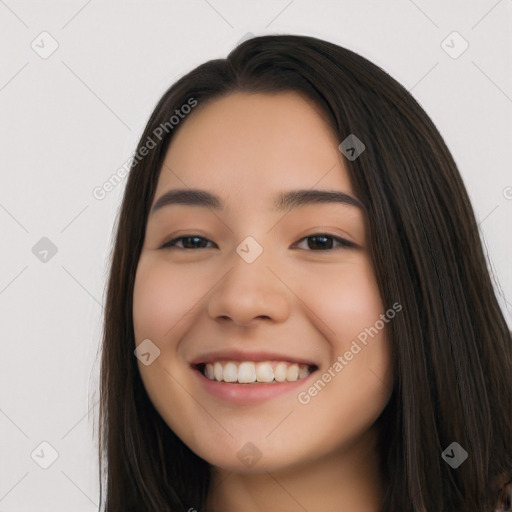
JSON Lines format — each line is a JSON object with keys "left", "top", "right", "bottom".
{"left": 98, "top": 34, "right": 512, "bottom": 511}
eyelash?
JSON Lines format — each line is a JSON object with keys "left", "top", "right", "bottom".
{"left": 159, "top": 233, "right": 357, "bottom": 251}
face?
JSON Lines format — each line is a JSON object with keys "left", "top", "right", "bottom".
{"left": 132, "top": 91, "right": 394, "bottom": 473}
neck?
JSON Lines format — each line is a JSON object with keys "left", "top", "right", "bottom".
{"left": 205, "top": 425, "right": 384, "bottom": 512}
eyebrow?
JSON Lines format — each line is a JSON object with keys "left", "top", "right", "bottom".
{"left": 150, "top": 188, "right": 364, "bottom": 216}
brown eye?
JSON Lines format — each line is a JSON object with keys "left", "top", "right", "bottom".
{"left": 160, "top": 235, "right": 215, "bottom": 250}
{"left": 293, "top": 234, "right": 357, "bottom": 251}
{"left": 159, "top": 233, "right": 357, "bottom": 251}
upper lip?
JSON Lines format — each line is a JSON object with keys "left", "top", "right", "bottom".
{"left": 189, "top": 349, "right": 318, "bottom": 367}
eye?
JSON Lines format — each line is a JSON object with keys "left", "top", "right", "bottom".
{"left": 292, "top": 233, "right": 358, "bottom": 251}
{"left": 160, "top": 233, "right": 357, "bottom": 251}
{"left": 160, "top": 235, "right": 216, "bottom": 250}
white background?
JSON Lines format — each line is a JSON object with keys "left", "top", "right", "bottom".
{"left": 1, "top": 1, "right": 511, "bottom": 510}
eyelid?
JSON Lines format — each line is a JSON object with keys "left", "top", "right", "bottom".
{"left": 292, "top": 234, "right": 358, "bottom": 250}
{"left": 160, "top": 235, "right": 216, "bottom": 250}
{"left": 159, "top": 233, "right": 359, "bottom": 250}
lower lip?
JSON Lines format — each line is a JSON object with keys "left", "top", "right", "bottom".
{"left": 192, "top": 367, "right": 317, "bottom": 405}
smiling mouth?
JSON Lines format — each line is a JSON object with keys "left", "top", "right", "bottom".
{"left": 193, "top": 360, "right": 318, "bottom": 384}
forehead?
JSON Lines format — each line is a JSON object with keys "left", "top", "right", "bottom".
{"left": 154, "top": 91, "right": 353, "bottom": 204}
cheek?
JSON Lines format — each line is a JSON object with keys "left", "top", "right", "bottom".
{"left": 132, "top": 254, "right": 205, "bottom": 342}
{"left": 132, "top": 255, "right": 208, "bottom": 440}
{"left": 299, "top": 257, "right": 384, "bottom": 341}
{"left": 296, "top": 257, "right": 393, "bottom": 410}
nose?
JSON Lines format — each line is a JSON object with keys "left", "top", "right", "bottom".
{"left": 207, "top": 250, "right": 291, "bottom": 327}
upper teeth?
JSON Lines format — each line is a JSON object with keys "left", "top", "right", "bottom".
{"left": 203, "top": 361, "right": 312, "bottom": 383}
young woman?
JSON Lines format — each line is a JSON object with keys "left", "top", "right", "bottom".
{"left": 98, "top": 34, "right": 512, "bottom": 511}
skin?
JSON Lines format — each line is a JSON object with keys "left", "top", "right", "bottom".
{"left": 132, "top": 91, "right": 395, "bottom": 511}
